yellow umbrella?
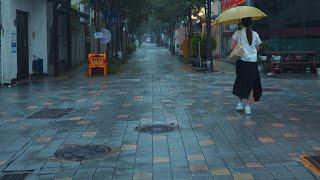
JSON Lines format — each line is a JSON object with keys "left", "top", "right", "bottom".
{"left": 214, "top": 6, "right": 267, "bottom": 25}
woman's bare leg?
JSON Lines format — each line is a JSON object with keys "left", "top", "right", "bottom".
{"left": 247, "top": 89, "right": 254, "bottom": 104}
{"left": 245, "top": 89, "right": 254, "bottom": 115}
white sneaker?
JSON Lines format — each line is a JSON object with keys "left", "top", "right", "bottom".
{"left": 245, "top": 105, "right": 252, "bottom": 115}
{"left": 236, "top": 102, "right": 244, "bottom": 111}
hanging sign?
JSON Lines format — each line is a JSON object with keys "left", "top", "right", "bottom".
{"left": 222, "top": 0, "right": 246, "bottom": 11}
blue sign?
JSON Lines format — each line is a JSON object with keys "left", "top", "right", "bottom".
{"left": 11, "top": 32, "right": 17, "bottom": 53}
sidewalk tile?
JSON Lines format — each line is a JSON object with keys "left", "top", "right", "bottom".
{"left": 82, "top": 131, "right": 97, "bottom": 137}
{"left": 233, "top": 173, "right": 254, "bottom": 180}
{"left": 246, "top": 163, "right": 264, "bottom": 168}
{"left": 121, "top": 144, "right": 137, "bottom": 151}
{"left": 187, "top": 154, "right": 204, "bottom": 161}
{"left": 153, "top": 157, "right": 169, "bottom": 163}
{"left": 190, "top": 164, "right": 208, "bottom": 172}
{"left": 36, "top": 137, "right": 52, "bottom": 143}
{"left": 199, "top": 140, "right": 214, "bottom": 146}
{"left": 133, "top": 173, "right": 152, "bottom": 180}
{"left": 271, "top": 123, "right": 285, "bottom": 128}
{"left": 258, "top": 137, "right": 274, "bottom": 143}
{"left": 210, "top": 168, "right": 231, "bottom": 176}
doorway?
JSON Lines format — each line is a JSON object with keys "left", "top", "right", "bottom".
{"left": 16, "top": 10, "right": 29, "bottom": 79}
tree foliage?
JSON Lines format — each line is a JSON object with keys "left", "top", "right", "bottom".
{"left": 148, "top": 0, "right": 205, "bottom": 23}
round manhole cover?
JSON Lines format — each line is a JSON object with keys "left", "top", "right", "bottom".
{"left": 54, "top": 144, "right": 111, "bottom": 161}
{"left": 135, "top": 123, "right": 179, "bottom": 134}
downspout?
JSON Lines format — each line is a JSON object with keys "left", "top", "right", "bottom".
{"left": 53, "top": 2, "right": 59, "bottom": 76}
{"left": 0, "top": 1, "right": 3, "bottom": 84}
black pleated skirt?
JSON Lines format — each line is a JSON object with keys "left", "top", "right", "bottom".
{"left": 233, "top": 60, "right": 262, "bottom": 102}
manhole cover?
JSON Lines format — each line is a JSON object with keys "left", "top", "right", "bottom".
{"left": 27, "top": 108, "right": 72, "bottom": 119}
{"left": 301, "top": 155, "right": 320, "bottom": 177}
{"left": 263, "top": 88, "right": 282, "bottom": 92}
{"left": 54, "top": 144, "right": 111, "bottom": 161}
{"left": 0, "top": 171, "right": 31, "bottom": 180}
{"left": 135, "top": 123, "right": 179, "bottom": 134}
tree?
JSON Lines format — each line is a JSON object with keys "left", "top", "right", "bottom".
{"left": 81, "top": 0, "right": 150, "bottom": 56}
{"left": 147, "top": 0, "right": 206, "bottom": 53}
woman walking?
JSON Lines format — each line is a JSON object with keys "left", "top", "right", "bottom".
{"left": 231, "top": 17, "right": 262, "bottom": 115}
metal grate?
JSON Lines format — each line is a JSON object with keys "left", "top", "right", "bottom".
{"left": 54, "top": 144, "right": 111, "bottom": 161}
{"left": 27, "top": 108, "right": 72, "bottom": 119}
{"left": 0, "top": 172, "right": 31, "bottom": 180}
{"left": 300, "top": 155, "right": 320, "bottom": 177}
{"left": 135, "top": 123, "right": 179, "bottom": 134}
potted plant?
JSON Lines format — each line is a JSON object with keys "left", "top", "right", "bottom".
{"left": 190, "top": 34, "right": 217, "bottom": 68}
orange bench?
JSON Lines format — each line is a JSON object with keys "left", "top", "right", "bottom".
{"left": 88, "top": 53, "right": 108, "bottom": 77}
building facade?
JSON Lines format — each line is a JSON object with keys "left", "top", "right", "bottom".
{"left": 0, "top": 0, "right": 88, "bottom": 85}
{"left": 253, "top": 0, "right": 320, "bottom": 52}
{"left": 1, "top": 0, "right": 48, "bottom": 84}
{"left": 219, "top": 0, "right": 320, "bottom": 59}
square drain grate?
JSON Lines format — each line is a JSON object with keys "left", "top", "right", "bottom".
{"left": 27, "top": 108, "right": 72, "bottom": 119}
{"left": 301, "top": 155, "right": 320, "bottom": 177}
{"left": 0, "top": 172, "right": 31, "bottom": 180}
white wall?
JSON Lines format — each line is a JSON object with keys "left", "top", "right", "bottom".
{"left": 0, "top": 0, "right": 47, "bottom": 84}
{"left": 1, "top": 0, "right": 14, "bottom": 84}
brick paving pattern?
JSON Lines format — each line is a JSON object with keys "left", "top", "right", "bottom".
{"left": 0, "top": 44, "right": 320, "bottom": 179}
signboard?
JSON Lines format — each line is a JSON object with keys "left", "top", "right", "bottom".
{"left": 100, "top": 28, "right": 111, "bottom": 44}
{"left": 222, "top": 0, "right": 246, "bottom": 11}
{"left": 11, "top": 32, "right": 16, "bottom": 53}
{"left": 94, "top": 32, "right": 104, "bottom": 39}
{"left": 212, "top": 0, "right": 221, "bottom": 16}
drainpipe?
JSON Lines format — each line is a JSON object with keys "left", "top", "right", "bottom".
{"left": 0, "top": 1, "right": 3, "bottom": 84}
{"left": 53, "top": 2, "right": 59, "bottom": 76}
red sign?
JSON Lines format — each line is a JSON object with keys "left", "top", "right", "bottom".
{"left": 222, "top": 0, "right": 246, "bottom": 11}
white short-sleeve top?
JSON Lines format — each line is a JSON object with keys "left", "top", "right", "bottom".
{"left": 232, "top": 28, "right": 262, "bottom": 62}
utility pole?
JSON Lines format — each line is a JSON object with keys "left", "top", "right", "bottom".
{"left": 206, "top": 0, "right": 213, "bottom": 72}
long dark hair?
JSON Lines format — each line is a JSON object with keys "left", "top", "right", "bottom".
{"left": 241, "top": 17, "right": 253, "bottom": 45}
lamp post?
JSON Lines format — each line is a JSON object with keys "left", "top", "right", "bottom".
{"left": 206, "top": 0, "right": 213, "bottom": 72}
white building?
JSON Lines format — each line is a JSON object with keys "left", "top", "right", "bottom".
{"left": 0, "top": 0, "right": 48, "bottom": 84}
{"left": 0, "top": 0, "right": 88, "bottom": 85}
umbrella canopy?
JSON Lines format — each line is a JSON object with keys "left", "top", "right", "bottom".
{"left": 214, "top": 6, "right": 267, "bottom": 25}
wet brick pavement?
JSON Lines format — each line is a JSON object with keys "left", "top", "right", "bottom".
{"left": 0, "top": 44, "right": 320, "bottom": 179}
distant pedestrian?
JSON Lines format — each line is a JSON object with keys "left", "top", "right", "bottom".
{"left": 231, "top": 17, "right": 262, "bottom": 115}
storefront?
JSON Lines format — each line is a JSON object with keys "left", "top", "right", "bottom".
{"left": 220, "top": 0, "right": 320, "bottom": 59}
{"left": 253, "top": 0, "right": 320, "bottom": 53}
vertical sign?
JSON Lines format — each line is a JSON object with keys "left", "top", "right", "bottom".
{"left": 11, "top": 32, "right": 17, "bottom": 53}
{"left": 222, "top": 0, "right": 246, "bottom": 11}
